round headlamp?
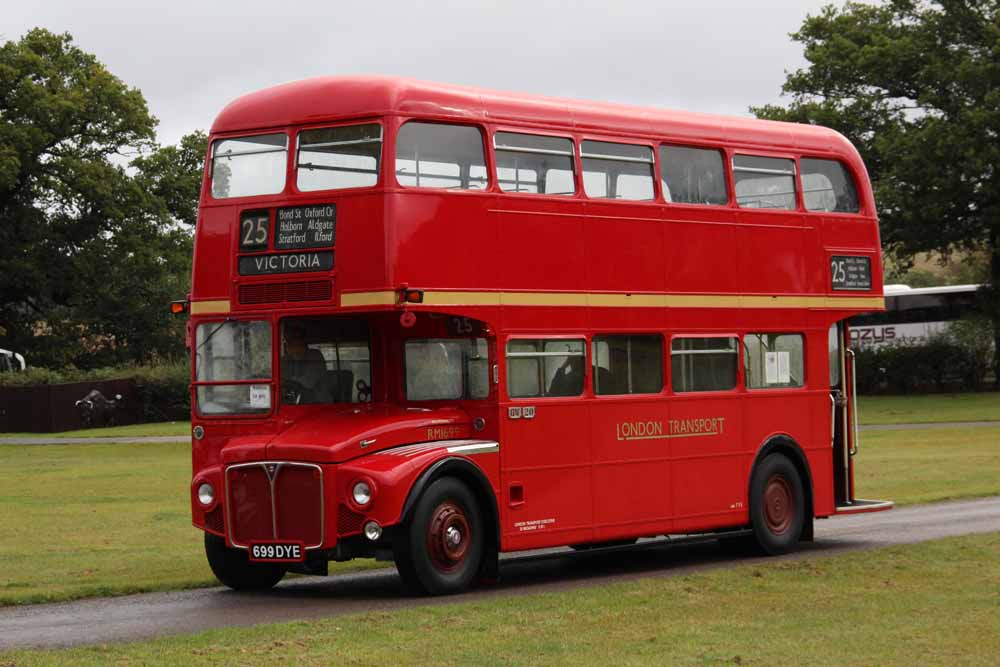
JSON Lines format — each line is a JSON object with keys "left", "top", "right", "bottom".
{"left": 352, "top": 480, "right": 372, "bottom": 507}
{"left": 197, "top": 482, "right": 215, "bottom": 506}
{"left": 364, "top": 521, "right": 382, "bottom": 541}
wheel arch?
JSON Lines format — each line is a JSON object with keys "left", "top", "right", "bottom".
{"left": 750, "top": 434, "right": 815, "bottom": 541}
{"left": 399, "top": 456, "right": 500, "bottom": 577}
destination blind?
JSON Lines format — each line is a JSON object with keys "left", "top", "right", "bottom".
{"left": 275, "top": 205, "right": 336, "bottom": 250}
{"left": 239, "top": 251, "right": 334, "bottom": 275}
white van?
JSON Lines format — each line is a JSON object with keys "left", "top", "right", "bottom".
{"left": 0, "top": 349, "right": 25, "bottom": 373}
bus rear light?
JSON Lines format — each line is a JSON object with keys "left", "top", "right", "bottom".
{"left": 170, "top": 300, "right": 189, "bottom": 314}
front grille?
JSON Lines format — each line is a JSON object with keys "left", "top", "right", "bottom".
{"left": 204, "top": 507, "right": 225, "bottom": 535}
{"left": 338, "top": 505, "right": 365, "bottom": 536}
{"left": 239, "top": 280, "right": 332, "bottom": 305}
{"left": 226, "top": 462, "right": 324, "bottom": 548}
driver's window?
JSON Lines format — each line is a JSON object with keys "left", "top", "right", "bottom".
{"left": 281, "top": 318, "right": 371, "bottom": 404}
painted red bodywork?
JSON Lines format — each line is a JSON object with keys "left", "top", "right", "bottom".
{"left": 189, "top": 76, "right": 883, "bottom": 556}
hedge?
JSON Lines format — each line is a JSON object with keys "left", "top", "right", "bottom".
{"left": 854, "top": 332, "right": 995, "bottom": 394}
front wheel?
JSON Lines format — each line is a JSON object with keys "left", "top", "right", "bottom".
{"left": 204, "top": 534, "right": 286, "bottom": 591}
{"left": 393, "top": 477, "right": 483, "bottom": 595}
{"left": 749, "top": 454, "right": 805, "bottom": 555}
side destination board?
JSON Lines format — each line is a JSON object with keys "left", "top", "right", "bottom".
{"left": 275, "top": 205, "right": 336, "bottom": 250}
{"left": 830, "top": 255, "right": 872, "bottom": 291}
{"left": 239, "top": 251, "right": 334, "bottom": 276}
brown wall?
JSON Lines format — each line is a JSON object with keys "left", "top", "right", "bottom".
{"left": 0, "top": 380, "right": 140, "bottom": 432}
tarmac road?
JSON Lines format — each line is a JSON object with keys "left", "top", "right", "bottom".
{"left": 2, "top": 496, "right": 998, "bottom": 650}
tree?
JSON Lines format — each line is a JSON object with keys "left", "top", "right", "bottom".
{"left": 754, "top": 0, "right": 1000, "bottom": 382}
{"left": 0, "top": 29, "right": 205, "bottom": 367}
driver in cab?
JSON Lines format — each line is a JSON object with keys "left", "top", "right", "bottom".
{"left": 281, "top": 323, "right": 330, "bottom": 403}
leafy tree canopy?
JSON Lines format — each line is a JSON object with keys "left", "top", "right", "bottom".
{"left": 754, "top": 0, "right": 1000, "bottom": 374}
{"left": 0, "top": 29, "right": 206, "bottom": 368}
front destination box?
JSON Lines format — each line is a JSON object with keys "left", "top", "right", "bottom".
{"left": 239, "top": 251, "right": 334, "bottom": 275}
{"left": 275, "top": 204, "right": 336, "bottom": 250}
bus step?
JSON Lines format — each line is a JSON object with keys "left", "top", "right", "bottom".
{"left": 834, "top": 498, "right": 894, "bottom": 515}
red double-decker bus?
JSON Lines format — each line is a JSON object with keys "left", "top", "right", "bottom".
{"left": 183, "top": 76, "right": 891, "bottom": 595}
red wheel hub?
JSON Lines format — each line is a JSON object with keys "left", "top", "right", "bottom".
{"left": 426, "top": 502, "right": 471, "bottom": 572}
{"left": 763, "top": 474, "right": 794, "bottom": 534}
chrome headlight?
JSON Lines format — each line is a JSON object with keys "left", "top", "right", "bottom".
{"left": 352, "top": 480, "right": 372, "bottom": 507}
{"left": 197, "top": 482, "right": 215, "bottom": 506}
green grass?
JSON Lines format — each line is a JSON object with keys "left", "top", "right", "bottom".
{"left": 0, "top": 421, "right": 191, "bottom": 438}
{"left": 855, "top": 426, "right": 1000, "bottom": 505}
{"left": 859, "top": 392, "right": 1000, "bottom": 425}
{"left": 0, "top": 441, "right": 375, "bottom": 607}
{"left": 5, "top": 532, "right": 998, "bottom": 666}
{"left": 0, "top": 424, "right": 995, "bottom": 608}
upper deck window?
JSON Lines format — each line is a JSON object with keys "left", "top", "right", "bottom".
{"left": 494, "top": 132, "right": 575, "bottom": 195}
{"left": 297, "top": 123, "right": 382, "bottom": 192}
{"left": 395, "top": 122, "right": 487, "bottom": 190}
{"left": 733, "top": 155, "right": 796, "bottom": 210}
{"left": 801, "top": 158, "right": 860, "bottom": 213}
{"left": 211, "top": 133, "right": 287, "bottom": 199}
{"left": 659, "top": 145, "right": 728, "bottom": 205}
{"left": 581, "top": 140, "right": 655, "bottom": 201}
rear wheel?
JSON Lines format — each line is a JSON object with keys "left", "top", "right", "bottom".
{"left": 749, "top": 454, "right": 805, "bottom": 555}
{"left": 393, "top": 477, "right": 483, "bottom": 595}
{"left": 204, "top": 534, "right": 286, "bottom": 591}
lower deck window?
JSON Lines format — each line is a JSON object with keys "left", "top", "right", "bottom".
{"left": 744, "top": 333, "right": 804, "bottom": 389}
{"left": 671, "top": 337, "right": 738, "bottom": 392}
{"left": 405, "top": 338, "right": 489, "bottom": 400}
{"left": 592, "top": 335, "right": 663, "bottom": 395}
{"left": 507, "top": 339, "right": 585, "bottom": 398}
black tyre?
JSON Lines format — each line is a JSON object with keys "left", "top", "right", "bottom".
{"left": 204, "top": 534, "right": 286, "bottom": 591}
{"left": 393, "top": 477, "right": 483, "bottom": 595}
{"left": 749, "top": 453, "right": 805, "bottom": 555}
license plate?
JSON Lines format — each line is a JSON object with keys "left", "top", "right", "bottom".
{"left": 248, "top": 542, "right": 305, "bottom": 563}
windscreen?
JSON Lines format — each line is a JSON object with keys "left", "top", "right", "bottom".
{"left": 281, "top": 317, "right": 372, "bottom": 405}
{"left": 195, "top": 321, "right": 272, "bottom": 415}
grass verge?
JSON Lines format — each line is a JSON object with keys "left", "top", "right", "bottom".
{"left": 0, "top": 442, "right": 375, "bottom": 607}
{"left": 0, "top": 421, "right": 190, "bottom": 438}
{"left": 2, "top": 425, "right": 996, "bottom": 607}
{"left": 854, "top": 426, "right": 1000, "bottom": 505}
{"left": 859, "top": 392, "right": 999, "bottom": 425}
{"left": 4, "top": 532, "right": 998, "bottom": 666}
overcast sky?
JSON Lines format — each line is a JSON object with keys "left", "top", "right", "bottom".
{"left": 6, "top": 1, "right": 840, "bottom": 146}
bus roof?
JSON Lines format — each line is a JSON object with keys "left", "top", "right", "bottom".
{"left": 211, "top": 76, "right": 860, "bottom": 158}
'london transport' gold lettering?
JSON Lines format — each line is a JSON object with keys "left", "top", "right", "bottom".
{"left": 615, "top": 417, "right": 725, "bottom": 441}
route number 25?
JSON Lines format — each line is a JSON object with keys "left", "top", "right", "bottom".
{"left": 241, "top": 214, "right": 269, "bottom": 249}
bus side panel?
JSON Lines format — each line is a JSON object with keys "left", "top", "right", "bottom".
{"left": 669, "top": 393, "right": 745, "bottom": 533}
{"left": 387, "top": 192, "right": 499, "bottom": 292}
{"left": 741, "top": 391, "right": 818, "bottom": 510}
{"left": 499, "top": 400, "right": 594, "bottom": 551}
{"left": 589, "top": 396, "right": 673, "bottom": 540}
